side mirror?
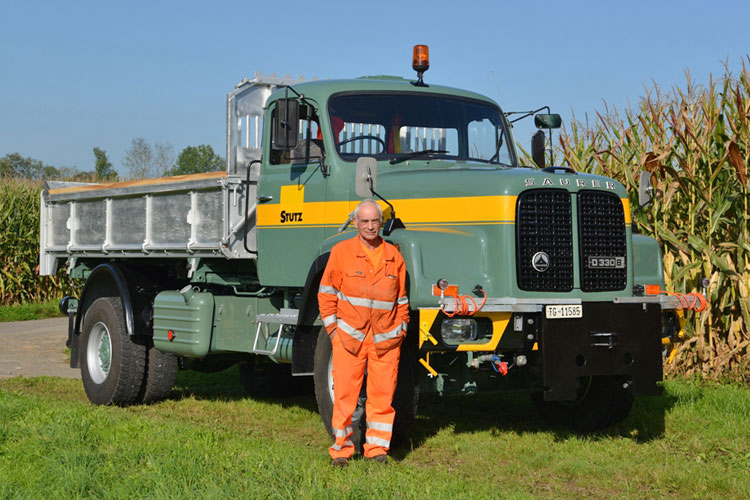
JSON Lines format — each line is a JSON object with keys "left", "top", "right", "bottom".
{"left": 638, "top": 171, "right": 653, "bottom": 207}
{"left": 534, "top": 113, "right": 562, "bottom": 129}
{"left": 531, "top": 130, "right": 546, "bottom": 168}
{"left": 273, "top": 99, "right": 299, "bottom": 149}
{"left": 355, "top": 157, "right": 377, "bottom": 197}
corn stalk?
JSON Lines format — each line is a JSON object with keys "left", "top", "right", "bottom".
{"left": 558, "top": 59, "right": 750, "bottom": 381}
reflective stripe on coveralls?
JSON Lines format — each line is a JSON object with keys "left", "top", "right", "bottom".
{"left": 319, "top": 284, "right": 406, "bottom": 311}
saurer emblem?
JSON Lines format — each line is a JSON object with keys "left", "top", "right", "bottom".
{"left": 532, "top": 251, "right": 550, "bottom": 272}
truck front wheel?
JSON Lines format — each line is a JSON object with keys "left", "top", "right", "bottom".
{"left": 313, "top": 326, "right": 418, "bottom": 450}
{"left": 531, "top": 375, "right": 634, "bottom": 433}
{"left": 80, "top": 297, "right": 146, "bottom": 405}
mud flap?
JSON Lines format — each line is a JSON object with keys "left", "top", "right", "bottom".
{"left": 540, "top": 302, "right": 663, "bottom": 401}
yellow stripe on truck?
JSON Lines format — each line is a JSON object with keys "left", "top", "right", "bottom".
{"left": 257, "top": 194, "right": 518, "bottom": 228}
{"left": 622, "top": 198, "right": 632, "bottom": 224}
{"left": 258, "top": 191, "right": 632, "bottom": 228}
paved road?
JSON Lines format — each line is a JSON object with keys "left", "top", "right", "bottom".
{"left": 0, "top": 317, "right": 81, "bottom": 379}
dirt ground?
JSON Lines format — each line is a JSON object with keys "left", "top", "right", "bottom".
{"left": 0, "top": 317, "right": 80, "bottom": 379}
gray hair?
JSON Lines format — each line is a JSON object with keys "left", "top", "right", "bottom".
{"left": 353, "top": 198, "right": 383, "bottom": 221}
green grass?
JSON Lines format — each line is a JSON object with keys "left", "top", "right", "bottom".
{"left": 0, "top": 299, "right": 64, "bottom": 322}
{"left": 1, "top": 370, "right": 749, "bottom": 499}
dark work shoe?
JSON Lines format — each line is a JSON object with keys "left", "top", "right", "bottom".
{"left": 332, "top": 457, "right": 349, "bottom": 468}
{"left": 368, "top": 454, "right": 389, "bottom": 464}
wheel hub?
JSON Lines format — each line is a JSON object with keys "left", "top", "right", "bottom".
{"left": 87, "top": 321, "right": 112, "bottom": 384}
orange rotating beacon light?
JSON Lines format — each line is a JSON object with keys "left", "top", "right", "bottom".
{"left": 412, "top": 44, "right": 430, "bottom": 87}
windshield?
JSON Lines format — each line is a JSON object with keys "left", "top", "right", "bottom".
{"left": 328, "top": 93, "right": 515, "bottom": 166}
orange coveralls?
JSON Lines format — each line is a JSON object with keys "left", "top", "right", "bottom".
{"left": 318, "top": 236, "right": 409, "bottom": 459}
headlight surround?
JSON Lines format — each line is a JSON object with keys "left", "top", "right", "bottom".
{"left": 441, "top": 318, "right": 478, "bottom": 345}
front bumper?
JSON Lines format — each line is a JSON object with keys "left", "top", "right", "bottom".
{"left": 539, "top": 302, "right": 662, "bottom": 401}
{"left": 418, "top": 296, "right": 677, "bottom": 401}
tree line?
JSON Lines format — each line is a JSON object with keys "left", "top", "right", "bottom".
{"left": 1, "top": 139, "right": 224, "bottom": 182}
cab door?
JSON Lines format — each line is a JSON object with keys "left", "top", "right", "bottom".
{"left": 256, "top": 99, "right": 328, "bottom": 287}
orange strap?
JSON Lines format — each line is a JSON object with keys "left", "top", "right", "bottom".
{"left": 662, "top": 291, "right": 708, "bottom": 312}
{"left": 441, "top": 289, "right": 488, "bottom": 317}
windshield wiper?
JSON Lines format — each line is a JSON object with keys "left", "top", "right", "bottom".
{"left": 389, "top": 149, "right": 448, "bottom": 165}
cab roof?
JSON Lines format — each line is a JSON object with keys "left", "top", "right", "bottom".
{"left": 266, "top": 76, "right": 500, "bottom": 110}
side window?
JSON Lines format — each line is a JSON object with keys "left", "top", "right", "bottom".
{"left": 467, "top": 119, "right": 510, "bottom": 164}
{"left": 270, "top": 102, "right": 323, "bottom": 165}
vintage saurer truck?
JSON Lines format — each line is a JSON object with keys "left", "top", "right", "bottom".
{"left": 40, "top": 48, "right": 684, "bottom": 439}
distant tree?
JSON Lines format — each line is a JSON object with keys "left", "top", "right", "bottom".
{"left": 56, "top": 166, "right": 85, "bottom": 179}
{"left": 168, "top": 145, "right": 224, "bottom": 176}
{"left": 122, "top": 137, "right": 152, "bottom": 179}
{"left": 42, "top": 165, "right": 60, "bottom": 178}
{"left": 153, "top": 141, "right": 175, "bottom": 177}
{"left": 0, "top": 152, "right": 51, "bottom": 179}
{"left": 123, "top": 138, "right": 176, "bottom": 179}
{"left": 93, "top": 147, "right": 116, "bottom": 181}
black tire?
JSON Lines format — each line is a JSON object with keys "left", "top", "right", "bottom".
{"left": 239, "top": 356, "right": 311, "bottom": 398}
{"left": 80, "top": 297, "right": 146, "bottom": 406}
{"left": 313, "top": 326, "right": 418, "bottom": 448}
{"left": 138, "top": 343, "right": 178, "bottom": 404}
{"left": 531, "top": 376, "right": 634, "bottom": 433}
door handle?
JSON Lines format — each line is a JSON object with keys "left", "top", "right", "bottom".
{"left": 257, "top": 195, "right": 273, "bottom": 202}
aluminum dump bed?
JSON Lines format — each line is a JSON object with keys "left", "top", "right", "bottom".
{"left": 39, "top": 169, "right": 258, "bottom": 275}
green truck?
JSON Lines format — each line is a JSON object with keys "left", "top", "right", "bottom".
{"left": 40, "top": 57, "right": 683, "bottom": 439}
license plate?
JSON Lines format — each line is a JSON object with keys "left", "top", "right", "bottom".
{"left": 545, "top": 304, "right": 583, "bottom": 319}
{"left": 588, "top": 256, "right": 625, "bottom": 269}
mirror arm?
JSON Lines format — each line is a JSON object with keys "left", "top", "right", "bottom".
{"left": 507, "top": 106, "right": 551, "bottom": 124}
{"left": 367, "top": 174, "right": 397, "bottom": 219}
{"left": 365, "top": 168, "right": 405, "bottom": 235}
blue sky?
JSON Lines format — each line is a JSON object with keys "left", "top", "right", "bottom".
{"left": 1, "top": 0, "right": 748, "bottom": 174}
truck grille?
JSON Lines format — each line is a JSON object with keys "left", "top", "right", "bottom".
{"left": 578, "top": 191, "right": 627, "bottom": 291}
{"left": 516, "top": 190, "right": 574, "bottom": 291}
{"left": 516, "top": 189, "right": 628, "bottom": 292}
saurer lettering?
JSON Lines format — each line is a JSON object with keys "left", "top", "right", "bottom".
{"left": 280, "top": 210, "right": 303, "bottom": 223}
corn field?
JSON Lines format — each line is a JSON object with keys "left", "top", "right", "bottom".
{"left": 0, "top": 178, "right": 74, "bottom": 306}
{"left": 558, "top": 60, "right": 750, "bottom": 381}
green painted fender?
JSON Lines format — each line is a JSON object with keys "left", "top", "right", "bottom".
{"left": 632, "top": 234, "right": 665, "bottom": 289}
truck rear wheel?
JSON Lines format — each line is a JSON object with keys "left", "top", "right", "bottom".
{"left": 313, "top": 326, "right": 418, "bottom": 450}
{"left": 80, "top": 297, "right": 146, "bottom": 406}
{"left": 138, "top": 343, "right": 177, "bottom": 404}
{"left": 531, "top": 375, "right": 634, "bottom": 433}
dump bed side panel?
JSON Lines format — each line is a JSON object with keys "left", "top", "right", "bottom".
{"left": 39, "top": 171, "right": 258, "bottom": 275}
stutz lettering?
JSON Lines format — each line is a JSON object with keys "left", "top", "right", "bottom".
{"left": 280, "top": 210, "right": 303, "bottom": 223}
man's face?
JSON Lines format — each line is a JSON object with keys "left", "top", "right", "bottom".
{"left": 355, "top": 203, "right": 382, "bottom": 243}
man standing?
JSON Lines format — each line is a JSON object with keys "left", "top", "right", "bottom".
{"left": 318, "top": 199, "right": 409, "bottom": 467}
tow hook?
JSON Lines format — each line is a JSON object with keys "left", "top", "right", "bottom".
{"left": 591, "top": 331, "right": 618, "bottom": 349}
